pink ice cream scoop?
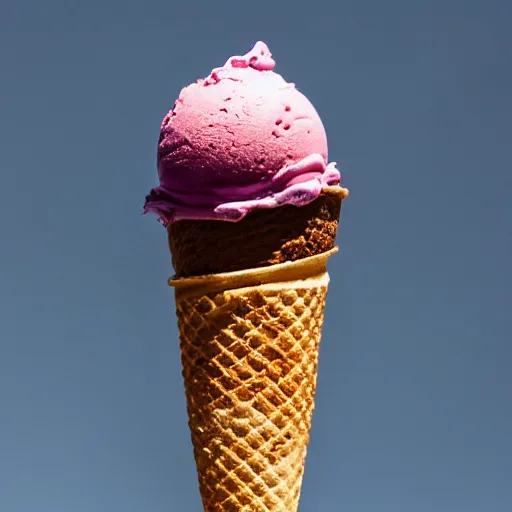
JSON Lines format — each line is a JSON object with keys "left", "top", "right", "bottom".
{"left": 144, "top": 41, "right": 341, "bottom": 223}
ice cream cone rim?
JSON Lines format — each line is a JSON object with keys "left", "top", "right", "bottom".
{"left": 169, "top": 247, "right": 338, "bottom": 297}
{"left": 324, "top": 185, "right": 349, "bottom": 199}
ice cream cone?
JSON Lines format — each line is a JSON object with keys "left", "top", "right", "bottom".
{"left": 143, "top": 41, "right": 350, "bottom": 512}
{"left": 170, "top": 250, "right": 336, "bottom": 511}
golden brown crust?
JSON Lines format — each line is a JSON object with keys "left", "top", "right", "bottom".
{"left": 176, "top": 275, "right": 329, "bottom": 511}
{"left": 168, "top": 187, "right": 348, "bottom": 278}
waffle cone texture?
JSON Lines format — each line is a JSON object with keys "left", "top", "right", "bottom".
{"left": 168, "top": 187, "right": 348, "bottom": 511}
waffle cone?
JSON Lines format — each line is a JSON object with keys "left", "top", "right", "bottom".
{"left": 170, "top": 250, "right": 337, "bottom": 511}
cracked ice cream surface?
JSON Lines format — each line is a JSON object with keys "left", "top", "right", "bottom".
{"left": 144, "top": 41, "right": 342, "bottom": 223}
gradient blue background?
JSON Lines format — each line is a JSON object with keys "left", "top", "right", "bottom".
{"left": 1, "top": 1, "right": 511, "bottom": 510}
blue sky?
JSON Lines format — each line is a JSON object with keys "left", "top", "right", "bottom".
{"left": 1, "top": 1, "right": 511, "bottom": 511}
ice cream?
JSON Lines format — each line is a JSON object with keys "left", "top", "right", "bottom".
{"left": 144, "top": 41, "right": 349, "bottom": 512}
{"left": 144, "top": 41, "right": 341, "bottom": 223}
